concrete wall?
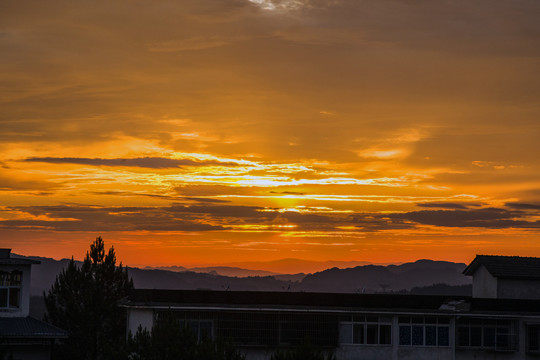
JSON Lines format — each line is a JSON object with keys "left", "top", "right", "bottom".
{"left": 498, "top": 278, "right": 540, "bottom": 299}
{"left": 396, "top": 347, "right": 453, "bottom": 360}
{"left": 455, "top": 349, "right": 530, "bottom": 360}
{"left": 337, "top": 345, "right": 394, "bottom": 359}
{"left": 472, "top": 265, "right": 498, "bottom": 298}
{"left": 0, "top": 264, "right": 33, "bottom": 317}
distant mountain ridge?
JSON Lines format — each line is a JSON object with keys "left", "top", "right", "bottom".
{"left": 144, "top": 265, "right": 285, "bottom": 278}
{"left": 18, "top": 254, "right": 470, "bottom": 296}
{"left": 300, "top": 260, "right": 469, "bottom": 293}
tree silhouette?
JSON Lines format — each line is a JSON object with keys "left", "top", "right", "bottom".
{"left": 44, "top": 237, "right": 133, "bottom": 360}
{"left": 270, "top": 341, "right": 335, "bottom": 360}
{"left": 127, "top": 310, "right": 245, "bottom": 360}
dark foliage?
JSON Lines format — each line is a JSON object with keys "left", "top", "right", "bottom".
{"left": 0, "top": 344, "right": 14, "bottom": 360}
{"left": 270, "top": 341, "right": 335, "bottom": 360}
{"left": 127, "top": 310, "right": 245, "bottom": 360}
{"left": 44, "top": 237, "right": 133, "bottom": 360}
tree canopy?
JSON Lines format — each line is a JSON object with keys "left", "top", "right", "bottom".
{"left": 44, "top": 237, "right": 133, "bottom": 360}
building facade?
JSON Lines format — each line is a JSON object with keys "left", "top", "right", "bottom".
{"left": 123, "top": 255, "right": 540, "bottom": 360}
{"left": 0, "top": 249, "right": 66, "bottom": 360}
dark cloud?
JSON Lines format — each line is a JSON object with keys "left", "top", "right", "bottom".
{"left": 416, "top": 202, "right": 470, "bottom": 210}
{"left": 388, "top": 208, "right": 540, "bottom": 229}
{"left": 0, "top": 205, "right": 224, "bottom": 232}
{"left": 166, "top": 204, "right": 267, "bottom": 218}
{"left": 270, "top": 191, "right": 306, "bottom": 195}
{"left": 22, "top": 157, "right": 236, "bottom": 168}
{"left": 505, "top": 202, "right": 540, "bottom": 211}
{"left": 4, "top": 202, "right": 539, "bottom": 234}
{"left": 351, "top": 214, "right": 413, "bottom": 231}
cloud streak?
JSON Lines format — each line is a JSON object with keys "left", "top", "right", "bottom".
{"left": 22, "top": 157, "right": 237, "bottom": 169}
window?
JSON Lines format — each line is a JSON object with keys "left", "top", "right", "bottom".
{"left": 457, "top": 318, "right": 517, "bottom": 351}
{"left": 527, "top": 324, "right": 540, "bottom": 353}
{"left": 0, "top": 271, "right": 21, "bottom": 309}
{"left": 187, "top": 319, "right": 213, "bottom": 342}
{"left": 399, "top": 316, "right": 450, "bottom": 347}
{"left": 339, "top": 315, "right": 392, "bottom": 345}
{"left": 278, "top": 313, "right": 338, "bottom": 346}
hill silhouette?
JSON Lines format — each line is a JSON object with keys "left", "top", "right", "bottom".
{"left": 19, "top": 254, "right": 470, "bottom": 296}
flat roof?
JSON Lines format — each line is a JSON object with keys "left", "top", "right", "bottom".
{"left": 123, "top": 289, "right": 540, "bottom": 317}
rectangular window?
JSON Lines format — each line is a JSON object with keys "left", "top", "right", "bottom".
{"left": 425, "top": 326, "right": 436, "bottom": 346}
{"left": 184, "top": 319, "right": 214, "bottom": 343}
{"left": 379, "top": 325, "right": 392, "bottom": 345}
{"left": 0, "top": 288, "right": 7, "bottom": 308}
{"left": 457, "top": 318, "right": 517, "bottom": 351}
{"left": 353, "top": 324, "right": 364, "bottom": 344}
{"left": 339, "top": 315, "right": 392, "bottom": 346}
{"left": 398, "top": 317, "right": 450, "bottom": 347}
{"left": 437, "top": 327, "right": 449, "bottom": 347}
{"left": 527, "top": 325, "right": 540, "bottom": 353}
{"left": 399, "top": 326, "right": 411, "bottom": 346}
{"left": 339, "top": 323, "right": 353, "bottom": 344}
{"left": 0, "top": 271, "right": 21, "bottom": 309}
{"left": 366, "top": 324, "right": 378, "bottom": 344}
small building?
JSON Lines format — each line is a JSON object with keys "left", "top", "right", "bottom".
{"left": 463, "top": 255, "right": 540, "bottom": 299}
{"left": 0, "top": 249, "right": 67, "bottom": 360}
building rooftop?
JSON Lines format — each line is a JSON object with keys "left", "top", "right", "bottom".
{"left": 0, "top": 317, "right": 67, "bottom": 339}
{"left": 123, "top": 289, "right": 540, "bottom": 316}
{"left": 0, "top": 248, "right": 40, "bottom": 265}
{"left": 125, "top": 289, "right": 462, "bottom": 312}
{"left": 463, "top": 255, "right": 540, "bottom": 280}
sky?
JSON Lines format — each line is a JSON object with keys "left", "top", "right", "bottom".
{"left": 1, "top": 0, "right": 540, "bottom": 269}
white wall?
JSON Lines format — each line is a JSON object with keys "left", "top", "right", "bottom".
{"left": 472, "top": 265, "right": 498, "bottom": 298}
{"left": 127, "top": 308, "right": 154, "bottom": 335}
{"left": 498, "top": 278, "right": 540, "bottom": 299}
{"left": 8, "top": 345, "right": 52, "bottom": 360}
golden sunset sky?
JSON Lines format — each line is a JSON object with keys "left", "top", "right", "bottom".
{"left": 1, "top": 0, "right": 540, "bottom": 269}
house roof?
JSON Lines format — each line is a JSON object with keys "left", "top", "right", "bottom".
{"left": 0, "top": 248, "right": 40, "bottom": 265}
{"left": 0, "top": 258, "right": 41, "bottom": 266}
{"left": 463, "top": 255, "right": 540, "bottom": 280}
{"left": 0, "top": 317, "right": 67, "bottom": 339}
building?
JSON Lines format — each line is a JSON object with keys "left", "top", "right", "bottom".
{"left": 122, "top": 255, "right": 540, "bottom": 360}
{"left": 464, "top": 255, "right": 540, "bottom": 299}
{"left": 0, "top": 249, "right": 67, "bottom": 360}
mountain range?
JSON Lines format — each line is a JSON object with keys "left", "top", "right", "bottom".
{"left": 19, "top": 254, "right": 470, "bottom": 296}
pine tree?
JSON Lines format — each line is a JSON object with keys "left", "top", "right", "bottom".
{"left": 44, "top": 237, "right": 133, "bottom": 360}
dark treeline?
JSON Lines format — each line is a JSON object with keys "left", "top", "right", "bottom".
{"left": 39, "top": 237, "right": 332, "bottom": 360}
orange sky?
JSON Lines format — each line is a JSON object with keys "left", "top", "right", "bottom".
{"left": 1, "top": 0, "right": 540, "bottom": 270}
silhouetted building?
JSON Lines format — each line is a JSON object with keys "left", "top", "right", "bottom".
{"left": 0, "top": 249, "right": 66, "bottom": 360}
{"left": 122, "top": 254, "right": 540, "bottom": 360}
{"left": 464, "top": 255, "right": 540, "bottom": 299}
